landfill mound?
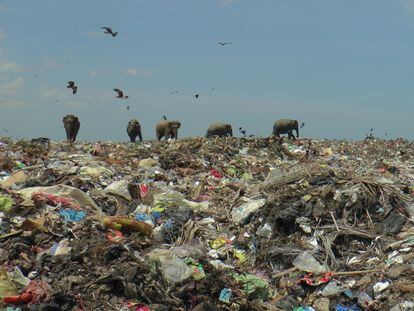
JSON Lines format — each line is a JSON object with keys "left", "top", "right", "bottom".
{"left": 0, "top": 137, "right": 413, "bottom": 311}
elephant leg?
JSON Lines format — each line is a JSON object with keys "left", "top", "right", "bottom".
{"left": 288, "top": 130, "right": 295, "bottom": 140}
{"left": 138, "top": 132, "right": 143, "bottom": 142}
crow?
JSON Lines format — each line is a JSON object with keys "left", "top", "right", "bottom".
{"left": 67, "top": 81, "right": 77, "bottom": 94}
{"left": 300, "top": 122, "right": 305, "bottom": 129}
{"left": 218, "top": 42, "right": 231, "bottom": 46}
{"left": 163, "top": 115, "right": 167, "bottom": 120}
{"left": 194, "top": 94, "right": 199, "bottom": 99}
{"left": 101, "top": 27, "right": 118, "bottom": 37}
{"left": 113, "top": 88, "right": 128, "bottom": 99}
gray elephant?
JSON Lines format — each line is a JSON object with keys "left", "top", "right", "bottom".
{"left": 206, "top": 122, "right": 233, "bottom": 137}
{"left": 62, "top": 114, "right": 80, "bottom": 142}
{"left": 273, "top": 119, "right": 299, "bottom": 139}
{"left": 156, "top": 120, "right": 181, "bottom": 141}
{"left": 127, "top": 119, "right": 143, "bottom": 142}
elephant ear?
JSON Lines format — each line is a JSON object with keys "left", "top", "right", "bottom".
{"left": 62, "top": 116, "right": 68, "bottom": 123}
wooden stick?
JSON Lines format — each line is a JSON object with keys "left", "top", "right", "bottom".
{"left": 272, "top": 267, "right": 382, "bottom": 279}
{"left": 272, "top": 267, "right": 299, "bottom": 278}
{"left": 330, "top": 211, "right": 340, "bottom": 232}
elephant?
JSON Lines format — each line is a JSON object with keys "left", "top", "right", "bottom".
{"left": 273, "top": 119, "right": 299, "bottom": 139}
{"left": 156, "top": 120, "right": 181, "bottom": 141}
{"left": 127, "top": 119, "right": 143, "bottom": 142}
{"left": 206, "top": 122, "right": 233, "bottom": 138}
{"left": 62, "top": 114, "right": 80, "bottom": 142}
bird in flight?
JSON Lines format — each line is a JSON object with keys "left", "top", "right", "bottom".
{"left": 67, "top": 81, "right": 78, "bottom": 94}
{"left": 300, "top": 122, "right": 305, "bottom": 129}
{"left": 218, "top": 42, "right": 231, "bottom": 46}
{"left": 239, "top": 127, "right": 247, "bottom": 137}
{"left": 194, "top": 94, "right": 199, "bottom": 99}
{"left": 170, "top": 91, "right": 179, "bottom": 95}
{"left": 126, "top": 105, "right": 130, "bottom": 110}
{"left": 101, "top": 27, "right": 118, "bottom": 37}
{"left": 163, "top": 115, "right": 167, "bottom": 120}
{"left": 113, "top": 88, "right": 129, "bottom": 99}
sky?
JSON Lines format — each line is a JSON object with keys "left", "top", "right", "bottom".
{"left": 0, "top": 0, "right": 414, "bottom": 141}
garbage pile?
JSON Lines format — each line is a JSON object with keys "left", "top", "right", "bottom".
{"left": 0, "top": 137, "right": 413, "bottom": 310}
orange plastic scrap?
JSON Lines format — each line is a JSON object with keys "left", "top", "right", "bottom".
{"left": 107, "top": 230, "right": 124, "bottom": 242}
{"left": 4, "top": 280, "right": 51, "bottom": 305}
{"left": 102, "top": 216, "right": 153, "bottom": 237}
{"left": 31, "top": 192, "right": 80, "bottom": 210}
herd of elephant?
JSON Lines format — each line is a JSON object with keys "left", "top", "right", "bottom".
{"left": 62, "top": 114, "right": 300, "bottom": 142}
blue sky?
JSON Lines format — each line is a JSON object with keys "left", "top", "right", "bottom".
{"left": 0, "top": 0, "right": 413, "bottom": 141}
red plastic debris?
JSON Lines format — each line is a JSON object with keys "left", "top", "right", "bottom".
{"left": 210, "top": 168, "right": 223, "bottom": 179}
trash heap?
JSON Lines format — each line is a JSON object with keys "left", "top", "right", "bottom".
{"left": 0, "top": 137, "right": 413, "bottom": 311}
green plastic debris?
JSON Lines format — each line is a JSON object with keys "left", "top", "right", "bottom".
{"left": 0, "top": 194, "right": 13, "bottom": 212}
{"left": 232, "top": 273, "right": 269, "bottom": 299}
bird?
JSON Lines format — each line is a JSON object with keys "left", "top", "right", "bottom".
{"left": 218, "top": 42, "right": 231, "bottom": 46}
{"left": 34, "top": 74, "right": 38, "bottom": 79}
{"left": 300, "top": 122, "right": 305, "bottom": 129}
{"left": 67, "top": 81, "right": 78, "bottom": 94}
{"left": 163, "top": 115, "right": 167, "bottom": 120}
{"left": 101, "top": 27, "right": 118, "bottom": 37}
{"left": 239, "top": 127, "right": 247, "bottom": 137}
{"left": 126, "top": 105, "right": 130, "bottom": 110}
{"left": 113, "top": 88, "right": 128, "bottom": 99}
{"left": 370, "top": 128, "right": 374, "bottom": 132}
{"left": 170, "top": 91, "right": 179, "bottom": 95}
{"left": 194, "top": 94, "right": 199, "bottom": 99}
{"left": 211, "top": 88, "right": 216, "bottom": 91}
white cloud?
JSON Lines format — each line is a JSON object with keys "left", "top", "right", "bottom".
{"left": 125, "top": 68, "right": 139, "bottom": 76}
{"left": 0, "top": 5, "right": 8, "bottom": 12}
{"left": 89, "top": 69, "right": 98, "bottom": 77}
{"left": 0, "top": 100, "right": 24, "bottom": 108}
{"left": 0, "top": 78, "right": 24, "bottom": 95}
{"left": 218, "top": 0, "right": 236, "bottom": 6}
{"left": 143, "top": 70, "right": 154, "bottom": 78}
{"left": 0, "top": 58, "right": 24, "bottom": 73}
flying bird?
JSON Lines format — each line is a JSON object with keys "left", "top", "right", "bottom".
{"left": 218, "top": 42, "right": 231, "bottom": 46}
{"left": 126, "top": 105, "right": 130, "bottom": 110}
{"left": 194, "top": 94, "right": 199, "bottom": 99}
{"left": 300, "top": 122, "right": 305, "bottom": 129}
{"left": 170, "top": 91, "right": 179, "bottom": 95}
{"left": 67, "top": 81, "right": 78, "bottom": 94}
{"left": 113, "top": 88, "right": 128, "bottom": 99}
{"left": 163, "top": 115, "right": 167, "bottom": 120}
{"left": 101, "top": 27, "right": 118, "bottom": 37}
{"left": 239, "top": 127, "right": 246, "bottom": 137}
